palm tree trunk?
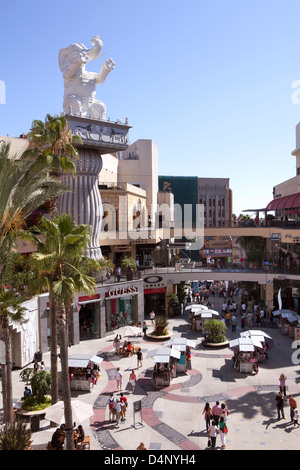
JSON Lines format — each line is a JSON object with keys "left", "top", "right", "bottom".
{"left": 3, "top": 316, "right": 13, "bottom": 424}
{"left": 57, "top": 305, "right": 74, "bottom": 450}
{"left": 1, "top": 363, "right": 8, "bottom": 422}
{"left": 50, "top": 290, "right": 59, "bottom": 405}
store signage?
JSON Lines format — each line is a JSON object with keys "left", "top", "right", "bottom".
{"left": 143, "top": 275, "right": 163, "bottom": 283}
{"left": 144, "top": 288, "right": 165, "bottom": 295}
{"left": 270, "top": 233, "right": 281, "bottom": 241}
{"left": 105, "top": 286, "right": 138, "bottom": 299}
{"left": 78, "top": 294, "right": 100, "bottom": 302}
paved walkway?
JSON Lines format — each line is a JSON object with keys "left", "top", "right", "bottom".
{"left": 2, "top": 303, "right": 300, "bottom": 451}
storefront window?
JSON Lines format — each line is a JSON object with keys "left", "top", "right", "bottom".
{"left": 105, "top": 295, "right": 137, "bottom": 332}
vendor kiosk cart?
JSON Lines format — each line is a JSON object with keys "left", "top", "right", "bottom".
{"left": 146, "top": 347, "right": 181, "bottom": 387}
{"left": 193, "top": 310, "right": 219, "bottom": 333}
{"left": 66, "top": 354, "right": 103, "bottom": 392}
{"left": 241, "top": 330, "right": 273, "bottom": 362}
{"left": 229, "top": 337, "right": 263, "bottom": 373}
{"left": 164, "top": 338, "right": 196, "bottom": 373}
{"left": 273, "top": 309, "right": 299, "bottom": 335}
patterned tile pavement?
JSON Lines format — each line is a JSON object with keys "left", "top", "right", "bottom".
{"left": 6, "top": 302, "right": 300, "bottom": 452}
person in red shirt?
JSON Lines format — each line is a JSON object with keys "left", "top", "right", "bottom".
{"left": 120, "top": 393, "right": 128, "bottom": 421}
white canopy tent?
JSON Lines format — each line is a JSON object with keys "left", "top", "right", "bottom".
{"left": 193, "top": 309, "right": 219, "bottom": 318}
{"left": 68, "top": 354, "right": 103, "bottom": 368}
{"left": 273, "top": 309, "right": 296, "bottom": 316}
{"left": 164, "top": 337, "right": 196, "bottom": 349}
{"left": 146, "top": 347, "right": 181, "bottom": 363}
{"left": 229, "top": 336, "right": 264, "bottom": 351}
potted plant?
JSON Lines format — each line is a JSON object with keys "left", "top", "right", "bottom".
{"left": 121, "top": 256, "right": 137, "bottom": 281}
{"left": 167, "top": 294, "right": 179, "bottom": 317}
{"left": 150, "top": 316, "right": 170, "bottom": 338}
{"left": 202, "top": 319, "right": 228, "bottom": 346}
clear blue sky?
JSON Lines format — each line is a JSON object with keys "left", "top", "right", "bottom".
{"left": 1, "top": 0, "right": 300, "bottom": 217}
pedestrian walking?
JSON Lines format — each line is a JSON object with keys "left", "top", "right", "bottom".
{"left": 136, "top": 348, "right": 143, "bottom": 368}
{"left": 33, "top": 358, "right": 39, "bottom": 373}
{"left": 202, "top": 402, "right": 212, "bottom": 432}
{"left": 220, "top": 403, "right": 229, "bottom": 422}
{"left": 279, "top": 373, "right": 287, "bottom": 397}
{"left": 218, "top": 416, "right": 228, "bottom": 449}
{"left": 115, "top": 266, "right": 121, "bottom": 282}
{"left": 129, "top": 369, "right": 137, "bottom": 393}
{"left": 260, "top": 308, "right": 265, "bottom": 327}
{"left": 186, "top": 348, "right": 192, "bottom": 370}
{"left": 115, "top": 367, "right": 123, "bottom": 391}
{"left": 136, "top": 442, "right": 147, "bottom": 450}
{"left": 231, "top": 315, "right": 237, "bottom": 332}
{"left": 293, "top": 408, "right": 299, "bottom": 427}
{"left": 256, "top": 312, "right": 261, "bottom": 328}
{"left": 275, "top": 392, "right": 285, "bottom": 421}
{"left": 247, "top": 312, "right": 253, "bottom": 328}
{"left": 120, "top": 393, "right": 128, "bottom": 421}
{"left": 114, "top": 399, "right": 122, "bottom": 428}
{"left": 149, "top": 311, "right": 155, "bottom": 326}
{"left": 289, "top": 395, "right": 297, "bottom": 422}
{"left": 113, "top": 337, "right": 121, "bottom": 355}
{"left": 212, "top": 401, "right": 222, "bottom": 425}
{"left": 108, "top": 393, "right": 116, "bottom": 422}
{"left": 208, "top": 420, "right": 219, "bottom": 450}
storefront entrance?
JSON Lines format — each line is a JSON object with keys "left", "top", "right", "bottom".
{"left": 79, "top": 301, "right": 100, "bottom": 341}
{"left": 144, "top": 288, "right": 166, "bottom": 316}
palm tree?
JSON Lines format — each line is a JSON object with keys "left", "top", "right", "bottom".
{"left": 23, "top": 113, "right": 81, "bottom": 177}
{"left": 0, "top": 290, "right": 26, "bottom": 423}
{"left": 0, "top": 141, "right": 66, "bottom": 424}
{"left": 22, "top": 114, "right": 82, "bottom": 405}
{"left": 0, "top": 141, "right": 65, "bottom": 254}
{"left": 29, "top": 214, "right": 97, "bottom": 450}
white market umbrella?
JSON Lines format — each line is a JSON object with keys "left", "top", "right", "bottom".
{"left": 185, "top": 304, "right": 208, "bottom": 310}
{"left": 44, "top": 400, "right": 94, "bottom": 425}
{"left": 121, "top": 325, "right": 142, "bottom": 337}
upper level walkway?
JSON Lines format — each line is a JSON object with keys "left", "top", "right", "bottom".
{"left": 139, "top": 265, "right": 300, "bottom": 285}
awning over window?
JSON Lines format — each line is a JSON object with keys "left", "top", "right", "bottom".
{"left": 267, "top": 193, "right": 300, "bottom": 210}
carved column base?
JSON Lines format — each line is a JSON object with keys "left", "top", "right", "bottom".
{"left": 57, "top": 148, "right": 103, "bottom": 260}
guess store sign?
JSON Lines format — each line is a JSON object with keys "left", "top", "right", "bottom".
{"left": 105, "top": 285, "right": 138, "bottom": 299}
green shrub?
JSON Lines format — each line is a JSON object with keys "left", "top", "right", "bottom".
{"left": 22, "top": 395, "right": 51, "bottom": 411}
{"left": 0, "top": 421, "right": 32, "bottom": 450}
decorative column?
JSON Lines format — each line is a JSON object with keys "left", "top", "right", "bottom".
{"left": 58, "top": 147, "right": 103, "bottom": 259}
{"left": 57, "top": 114, "right": 131, "bottom": 260}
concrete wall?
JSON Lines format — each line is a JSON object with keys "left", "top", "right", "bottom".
{"left": 118, "top": 139, "right": 158, "bottom": 221}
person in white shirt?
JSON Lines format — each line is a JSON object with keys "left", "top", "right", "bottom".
{"left": 247, "top": 312, "right": 253, "bottom": 328}
{"left": 208, "top": 420, "right": 219, "bottom": 450}
{"left": 115, "top": 367, "right": 123, "bottom": 391}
